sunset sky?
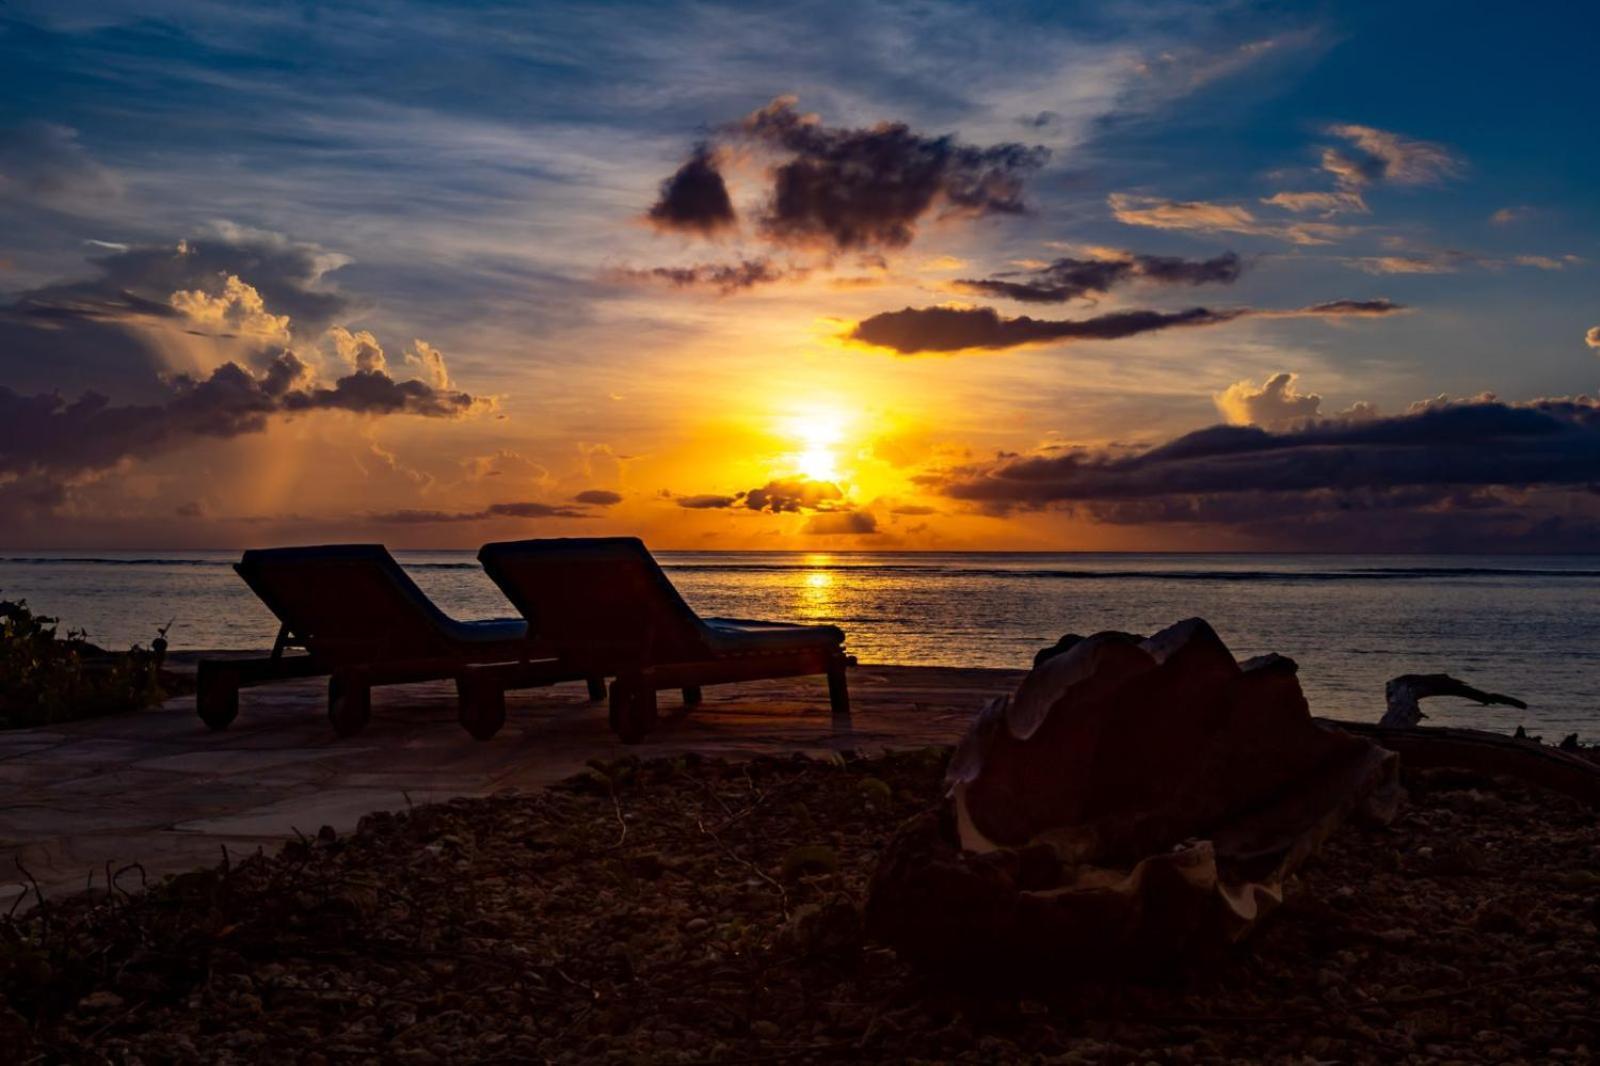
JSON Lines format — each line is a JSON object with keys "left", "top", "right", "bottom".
{"left": 3, "top": 1, "right": 1597, "bottom": 551}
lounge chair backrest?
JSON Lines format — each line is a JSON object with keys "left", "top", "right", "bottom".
{"left": 477, "top": 537, "right": 707, "bottom": 663}
{"left": 236, "top": 544, "right": 458, "bottom": 662}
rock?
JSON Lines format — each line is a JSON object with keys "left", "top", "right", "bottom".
{"left": 1032, "top": 633, "right": 1083, "bottom": 668}
{"left": 868, "top": 617, "right": 1401, "bottom": 979}
{"left": 78, "top": 990, "right": 124, "bottom": 1012}
{"left": 780, "top": 845, "right": 838, "bottom": 881}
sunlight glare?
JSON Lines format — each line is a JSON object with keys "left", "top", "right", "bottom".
{"left": 782, "top": 406, "right": 851, "bottom": 484}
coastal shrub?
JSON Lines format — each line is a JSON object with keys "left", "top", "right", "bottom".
{"left": 0, "top": 597, "right": 171, "bottom": 729}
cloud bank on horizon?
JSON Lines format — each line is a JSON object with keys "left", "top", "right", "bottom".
{"left": 1, "top": 0, "right": 1597, "bottom": 550}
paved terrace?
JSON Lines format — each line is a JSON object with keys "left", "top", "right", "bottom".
{"left": 0, "top": 661, "right": 1022, "bottom": 906}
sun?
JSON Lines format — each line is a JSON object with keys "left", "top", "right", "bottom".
{"left": 781, "top": 406, "right": 850, "bottom": 484}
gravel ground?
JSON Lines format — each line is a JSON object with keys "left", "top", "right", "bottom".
{"left": 3, "top": 748, "right": 1597, "bottom": 1064}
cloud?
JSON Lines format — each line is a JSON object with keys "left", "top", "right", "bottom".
{"left": 0, "top": 230, "right": 354, "bottom": 399}
{"left": 1511, "top": 255, "right": 1574, "bottom": 271}
{"left": 371, "top": 501, "right": 593, "bottom": 523}
{"left": 1282, "top": 298, "right": 1404, "bottom": 317}
{"left": 0, "top": 352, "right": 486, "bottom": 484}
{"left": 743, "top": 477, "right": 843, "bottom": 513}
{"left": 1108, "top": 193, "right": 1353, "bottom": 245}
{"left": 1260, "top": 190, "right": 1368, "bottom": 215}
{"left": 721, "top": 96, "right": 1049, "bottom": 251}
{"left": 932, "top": 396, "right": 1600, "bottom": 521}
{"left": 1491, "top": 206, "right": 1532, "bottom": 225}
{"left": 802, "top": 510, "right": 878, "bottom": 534}
{"left": 170, "top": 274, "right": 292, "bottom": 343}
{"left": 573, "top": 489, "right": 623, "bottom": 505}
{"left": 330, "top": 326, "right": 388, "bottom": 372}
{"left": 1321, "top": 124, "right": 1462, "bottom": 188}
{"left": 0, "top": 122, "right": 121, "bottom": 211}
{"left": 1587, "top": 326, "right": 1600, "bottom": 351}
{"left": 675, "top": 493, "right": 740, "bottom": 509}
{"left": 1214, "top": 372, "right": 1324, "bottom": 429}
{"left": 955, "top": 251, "right": 1242, "bottom": 304}
{"left": 1343, "top": 254, "right": 1464, "bottom": 275}
{"left": 405, "top": 339, "right": 453, "bottom": 389}
{"left": 646, "top": 143, "right": 735, "bottom": 236}
{"left": 850, "top": 299, "right": 1404, "bottom": 354}
{"left": 614, "top": 258, "right": 797, "bottom": 294}
{"left": 485, "top": 501, "right": 592, "bottom": 519}
{"left": 1341, "top": 251, "right": 1577, "bottom": 275}
{"left": 670, "top": 478, "right": 851, "bottom": 514}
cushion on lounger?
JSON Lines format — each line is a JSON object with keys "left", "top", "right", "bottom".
{"left": 699, "top": 617, "right": 845, "bottom": 655}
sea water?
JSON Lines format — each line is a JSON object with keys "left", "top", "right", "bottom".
{"left": 1, "top": 551, "right": 1596, "bottom": 738}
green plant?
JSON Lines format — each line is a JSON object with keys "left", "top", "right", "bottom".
{"left": 0, "top": 597, "right": 172, "bottom": 729}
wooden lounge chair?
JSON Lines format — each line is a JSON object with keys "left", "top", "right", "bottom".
{"left": 197, "top": 544, "right": 602, "bottom": 737}
{"left": 462, "top": 537, "right": 852, "bottom": 742}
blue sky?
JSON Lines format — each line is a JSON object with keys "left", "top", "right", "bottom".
{"left": 2, "top": 1, "right": 1597, "bottom": 549}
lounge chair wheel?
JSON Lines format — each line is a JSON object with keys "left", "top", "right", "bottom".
{"left": 456, "top": 674, "right": 506, "bottom": 741}
{"left": 586, "top": 676, "right": 607, "bottom": 702}
{"left": 196, "top": 668, "right": 240, "bottom": 731}
{"left": 609, "top": 679, "right": 658, "bottom": 744}
{"left": 682, "top": 685, "right": 703, "bottom": 708}
{"left": 328, "top": 673, "right": 372, "bottom": 737}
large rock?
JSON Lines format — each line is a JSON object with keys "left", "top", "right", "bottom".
{"left": 867, "top": 619, "right": 1400, "bottom": 978}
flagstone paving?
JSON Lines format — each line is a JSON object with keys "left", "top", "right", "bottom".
{"left": 0, "top": 659, "right": 1020, "bottom": 904}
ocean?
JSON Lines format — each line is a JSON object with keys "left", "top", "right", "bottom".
{"left": 2, "top": 551, "right": 1597, "bottom": 738}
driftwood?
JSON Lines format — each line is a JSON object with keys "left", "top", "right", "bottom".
{"left": 1322, "top": 719, "right": 1600, "bottom": 806}
{"left": 1381, "top": 673, "right": 1526, "bottom": 728}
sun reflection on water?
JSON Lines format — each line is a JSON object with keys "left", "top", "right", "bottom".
{"left": 797, "top": 555, "right": 837, "bottom": 621}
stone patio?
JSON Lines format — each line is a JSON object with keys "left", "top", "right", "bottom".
{"left": 0, "top": 660, "right": 1021, "bottom": 906}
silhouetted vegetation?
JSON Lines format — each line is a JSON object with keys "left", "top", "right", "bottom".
{"left": 0, "top": 597, "right": 175, "bottom": 729}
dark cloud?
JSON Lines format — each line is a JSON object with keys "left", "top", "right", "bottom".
{"left": 485, "top": 501, "right": 592, "bottom": 519}
{"left": 573, "top": 489, "right": 623, "bottom": 506}
{"left": 851, "top": 298, "right": 1406, "bottom": 354}
{"left": 646, "top": 143, "right": 736, "bottom": 236}
{"left": 282, "top": 367, "right": 481, "bottom": 418}
{"left": 370, "top": 501, "right": 594, "bottom": 523}
{"left": 669, "top": 478, "right": 849, "bottom": 514}
{"left": 616, "top": 258, "right": 796, "bottom": 294}
{"left": 742, "top": 477, "right": 844, "bottom": 513}
{"left": 932, "top": 396, "right": 1600, "bottom": 548}
{"left": 0, "top": 231, "right": 352, "bottom": 398}
{"left": 851, "top": 305, "right": 1241, "bottom": 353}
{"left": 956, "top": 252, "right": 1243, "bottom": 304}
{"left": 1294, "top": 298, "right": 1404, "bottom": 316}
{"left": 0, "top": 353, "right": 485, "bottom": 482}
{"left": 802, "top": 510, "right": 879, "bottom": 535}
{"left": 722, "top": 96, "right": 1048, "bottom": 251}
{"left": 675, "top": 493, "right": 739, "bottom": 509}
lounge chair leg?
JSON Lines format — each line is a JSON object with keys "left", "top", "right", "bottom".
{"left": 609, "top": 677, "right": 658, "bottom": 744}
{"left": 682, "top": 685, "right": 703, "bottom": 708}
{"left": 196, "top": 663, "right": 240, "bottom": 731}
{"left": 586, "top": 676, "right": 607, "bottom": 702}
{"left": 328, "top": 670, "right": 372, "bottom": 737}
{"left": 456, "top": 674, "right": 506, "bottom": 741}
{"left": 827, "top": 655, "right": 851, "bottom": 720}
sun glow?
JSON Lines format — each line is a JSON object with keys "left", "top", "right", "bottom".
{"left": 782, "top": 406, "right": 851, "bottom": 484}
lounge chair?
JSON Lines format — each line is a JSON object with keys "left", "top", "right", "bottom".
{"left": 197, "top": 544, "right": 602, "bottom": 737}
{"left": 462, "top": 537, "right": 852, "bottom": 742}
